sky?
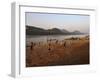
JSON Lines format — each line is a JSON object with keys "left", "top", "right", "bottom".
{"left": 25, "top": 12, "right": 90, "bottom": 33}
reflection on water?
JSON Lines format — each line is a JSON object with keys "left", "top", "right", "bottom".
{"left": 26, "top": 35, "right": 87, "bottom": 43}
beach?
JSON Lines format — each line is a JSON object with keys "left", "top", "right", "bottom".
{"left": 26, "top": 36, "right": 89, "bottom": 67}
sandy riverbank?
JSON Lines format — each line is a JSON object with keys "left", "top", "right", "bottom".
{"left": 26, "top": 36, "right": 89, "bottom": 67}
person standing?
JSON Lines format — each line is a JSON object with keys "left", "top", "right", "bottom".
{"left": 30, "top": 42, "right": 34, "bottom": 50}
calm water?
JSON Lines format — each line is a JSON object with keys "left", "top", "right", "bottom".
{"left": 26, "top": 34, "right": 87, "bottom": 43}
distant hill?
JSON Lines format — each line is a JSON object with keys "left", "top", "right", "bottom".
{"left": 72, "top": 30, "right": 82, "bottom": 34}
{"left": 26, "top": 25, "right": 83, "bottom": 35}
{"left": 26, "top": 25, "right": 48, "bottom": 35}
{"left": 47, "top": 28, "right": 64, "bottom": 34}
{"left": 61, "top": 29, "right": 70, "bottom": 33}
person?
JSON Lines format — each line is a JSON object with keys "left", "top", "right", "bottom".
{"left": 30, "top": 42, "right": 34, "bottom": 50}
{"left": 48, "top": 43, "right": 51, "bottom": 51}
{"left": 63, "top": 41, "right": 66, "bottom": 48}
{"left": 55, "top": 40, "right": 58, "bottom": 44}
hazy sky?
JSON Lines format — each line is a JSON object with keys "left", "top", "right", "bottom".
{"left": 25, "top": 12, "right": 89, "bottom": 33}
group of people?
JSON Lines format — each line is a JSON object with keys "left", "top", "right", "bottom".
{"left": 29, "top": 39, "right": 71, "bottom": 51}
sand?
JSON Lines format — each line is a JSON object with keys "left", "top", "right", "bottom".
{"left": 26, "top": 37, "right": 89, "bottom": 67}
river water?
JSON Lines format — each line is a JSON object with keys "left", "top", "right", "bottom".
{"left": 26, "top": 34, "right": 87, "bottom": 43}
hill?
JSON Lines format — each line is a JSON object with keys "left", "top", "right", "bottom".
{"left": 26, "top": 25, "right": 83, "bottom": 35}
